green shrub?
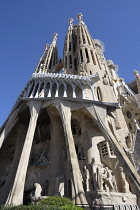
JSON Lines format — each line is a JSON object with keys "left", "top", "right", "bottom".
{"left": 39, "top": 196, "right": 73, "bottom": 207}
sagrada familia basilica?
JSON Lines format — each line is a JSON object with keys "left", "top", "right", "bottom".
{"left": 0, "top": 13, "right": 140, "bottom": 209}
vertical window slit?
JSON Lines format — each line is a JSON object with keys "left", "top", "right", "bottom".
{"left": 80, "top": 49, "right": 83, "bottom": 62}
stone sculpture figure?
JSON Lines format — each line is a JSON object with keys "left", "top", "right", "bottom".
{"left": 34, "top": 183, "right": 42, "bottom": 198}
{"left": 91, "top": 157, "right": 97, "bottom": 191}
{"left": 97, "top": 164, "right": 104, "bottom": 191}
{"left": 119, "top": 167, "right": 130, "bottom": 193}
{"left": 83, "top": 166, "right": 90, "bottom": 191}
{"left": 102, "top": 167, "right": 115, "bottom": 192}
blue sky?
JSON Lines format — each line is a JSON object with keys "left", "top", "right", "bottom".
{"left": 0, "top": 0, "right": 140, "bottom": 126}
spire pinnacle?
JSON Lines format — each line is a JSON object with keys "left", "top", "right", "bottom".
{"left": 68, "top": 18, "right": 74, "bottom": 30}
{"left": 51, "top": 33, "right": 58, "bottom": 47}
{"left": 77, "top": 13, "right": 85, "bottom": 25}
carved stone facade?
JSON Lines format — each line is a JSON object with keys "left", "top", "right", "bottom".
{"left": 0, "top": 14, "right": 140, "bottom": 208}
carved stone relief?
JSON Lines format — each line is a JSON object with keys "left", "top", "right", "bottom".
{"left": 96, "top": 164, "right": 117, "bottom": 193}
{"left": 29, "top": 148, "right": 50, "bottom": 166}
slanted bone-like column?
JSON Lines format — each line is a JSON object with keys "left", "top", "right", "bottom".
{"left": 6, "top": 101, "right": 42, "bottom": 206}
{"left": 57, "top": 102, "right": 87, "bottom": 205}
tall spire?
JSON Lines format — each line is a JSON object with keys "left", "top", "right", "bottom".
{"left": 76, "top": 13, "right": 98, "bottom": 76}
{"left": 35, "top": 33, "right": 58, "bottom": 73}
{"left": 63, "top": 18, "right": 77, "bottom": 74}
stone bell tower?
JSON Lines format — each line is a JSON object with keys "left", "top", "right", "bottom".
{"left": 0, "top": 13, "right": 140, "bottom": 208}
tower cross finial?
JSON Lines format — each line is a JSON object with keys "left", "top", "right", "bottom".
{"left": 68, "top": 18, "right": 74, "bottom": 30}
{"left": 77, "top": 13, "right": 85, "bottom": 25}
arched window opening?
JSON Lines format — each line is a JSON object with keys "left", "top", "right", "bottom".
{"left": 28, "top": 83, "right": 35, "bottom": 97}
{"left": 90, "top": 70, "right": 92, "bottom": 75}
{"left": 33, "top": 83, "right": 39, "bottom": 97}
{"left": 72, "top": 33, "right": 76, "bottom": 52}
{"left": 69, "top": 55, "right": 72, "bottom": 68}
{"left": 67, "top": 85, "right": 73, "bottom": 97}
{"left": 85, "top": 48, "right": 90, "bottom": 63}
{"left": 69, "top": 42, "right": 71, "bottom": 51}
{"left": 74, "top": 58, "right": 77, "bottom": 69}
{"left": 82, "top": 34, "right": 86, "bottom": 44}
{"left": 80, "top": 49, "right": 83, "bottom": 62}
{"left": 97, "top": 86, "right": 102, "bottom": 101}
{"left": 51, "top": 83, "right": 57, "bottom": 97}
{"left": 44, "top": 83, "right": 50, "bottom": 97}
{"left": 91, "top": 50, "right": 96, "bottom": 65}
{"left": 58, "top": 84, "right": 64, "bottom": 97}
{"left": 39, "top": 83, "right": 44, "bottom": 97}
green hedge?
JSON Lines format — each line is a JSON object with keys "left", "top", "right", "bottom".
{"left": 0, "top": 196, "right": 83, "bottom": 210}
{"left": 39, "top": 196, "right": 73, "bottom": 207}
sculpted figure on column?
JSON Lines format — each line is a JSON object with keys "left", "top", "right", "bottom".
{"left": 119, "top": 167, "right": 130, "bottom": 193}
{"left": 83, "top": 166, "right": 90, "bottom": 191}
{"left": 91, "top": 157, "right": 97, "bottom": 191}
{"left": 97, "top": 164, "right": 104, "bottom": 192}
